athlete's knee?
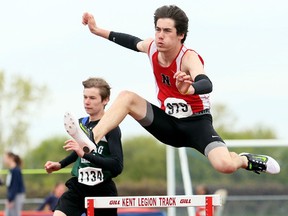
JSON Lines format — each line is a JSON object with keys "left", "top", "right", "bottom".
{"left": 117, "top": 90, "right": 138, "bottom": 105}
{"left": 208, "top": 146, "right": 238, "bottom": 174}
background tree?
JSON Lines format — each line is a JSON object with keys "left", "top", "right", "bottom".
{"left": 212, "top": 104, "right": 277, "bottom": 139}
{"left": 0, "top": 70, "right": 47, "bottom": 155}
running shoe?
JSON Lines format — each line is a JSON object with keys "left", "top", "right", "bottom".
{"left": 239, "top": 153, "right": 280, "bottom": 174}
{"left": 64, "top": 112, "right": 96, "bottom": 153}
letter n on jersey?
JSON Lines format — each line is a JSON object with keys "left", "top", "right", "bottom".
{"left": 161, "top": 74, "right": 171, "bottom": 86}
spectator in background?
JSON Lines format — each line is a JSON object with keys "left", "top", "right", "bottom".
{"left": 0, "top": 177, "right": 4, "bottom": 186}
{"left": 3, "top": 152, "right": 26, "bottom": 216}
{"left": 37, "top": 182, "right": 66, "bottom": 211}
{"left": 195, "top": 184, "right": 228, "bottom": 216}
{"left": 195, "top": 184, "right": 209, "bottom": 216}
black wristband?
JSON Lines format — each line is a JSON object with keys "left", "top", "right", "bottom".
{"left": 108, "top": 31, "right": 142, "bottom": 52}
{"left": 191, "top": 74, "right": 213, "bottom": 94}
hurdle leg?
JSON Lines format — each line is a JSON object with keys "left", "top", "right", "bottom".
{"left": 87, "top": 199, "right": 94, "bottom": 216}
{"left": 205, "top": 196, "right": 213, "bottom": 216}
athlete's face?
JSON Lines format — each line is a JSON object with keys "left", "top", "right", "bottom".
{"left": 3, "top": 154, "right": 13, "bottom": 168}
{"left": 83, "top": 87, "right": 108, "bottom": 118}
{"left": 155, "top": 18, "right": 184, "bottom": 52}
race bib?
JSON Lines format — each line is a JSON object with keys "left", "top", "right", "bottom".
{"left": 78, "top": 167, "right": 104, "bottom": 186}
{"left": 164, "top": 97, "right": 192, "bottom": 118}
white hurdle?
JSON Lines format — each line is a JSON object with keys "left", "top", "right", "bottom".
{"left": 85, "top": 195, "right": 222, "bottom": 216}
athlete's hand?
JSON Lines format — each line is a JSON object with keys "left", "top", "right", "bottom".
{"left": 63, "top": 139, "right": 85, "bottom": 158}
{"left": 82, "top": 12, "right": 97, "bottom": 34}
{"left": 174, "top": 71, "right": 193, "bottom": 95}
{"left": 44, "top": 161, "right": 61, "bottom": 174}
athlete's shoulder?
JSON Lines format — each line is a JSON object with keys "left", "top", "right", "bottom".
{"left": 183, "top": 48, "right": 204, "bottom": 66}
{"left": 138, "top": 38, "right": 154, "bottom": 53}
{"left": 184, "top": 47, "right": 201, "bottom": 57}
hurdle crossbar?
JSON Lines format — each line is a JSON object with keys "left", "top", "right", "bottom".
{"left": 85, "top": 195, "right": 222, "bottom": 216}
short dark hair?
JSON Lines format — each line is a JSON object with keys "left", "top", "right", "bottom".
{"left": 154, "top": 5, "right": 189, "bottom": 44}
{"left": 82, "top": 77, "right": 111, "bottom": 101}
{"left": 6, "top": 152, "right": 22, "bottom": 167}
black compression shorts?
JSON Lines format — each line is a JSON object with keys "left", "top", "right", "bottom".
{"left": 55, "top": 177, "right": 118, "bottom": 216}
{"left": 140, "top": 102, "right": 226, "bottom": 156}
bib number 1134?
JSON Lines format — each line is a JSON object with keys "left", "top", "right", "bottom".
{"left": 78, "top": 167, "right": 104, "bottom": 186}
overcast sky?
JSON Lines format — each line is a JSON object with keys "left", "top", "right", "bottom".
{"left": 1, "top": 0, "right": 288, "bottom": 147}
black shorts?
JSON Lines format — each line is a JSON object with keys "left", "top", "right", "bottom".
{"left": 55, "top": 177, "right": 118, "bottom": 216}
{"left": 142, "top": 103, "right": 225, "bottom": 156}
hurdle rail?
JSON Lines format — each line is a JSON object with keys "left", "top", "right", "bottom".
{"left": 85, "top": 195, "right": 222, "bottom": 216}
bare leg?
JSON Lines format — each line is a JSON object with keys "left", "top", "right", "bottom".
{"left": 53, "top": 210, "right": 66, "bottom": 216}
{"left": 208, "top": 146, "right": 248, "bottom": 174}
{"left": 93, "top": 90, "right": 147, "bottom": 143}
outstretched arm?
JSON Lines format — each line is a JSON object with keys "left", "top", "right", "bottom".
{"left": 82, "top": 12, "right": 110, "bottom": 39}
{"left": 82, "top": 12, "right": 152, "bottom": 53}
{"left": 45, "top": 151, "right": 78, "bottom": 174}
